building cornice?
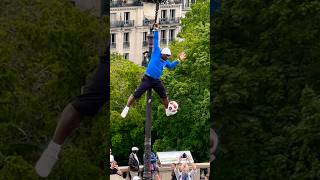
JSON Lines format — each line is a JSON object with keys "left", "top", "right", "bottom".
{"left": 111, "top": 6, "right": 143, "bottom": 11}
{"left": 111, "top": 4, "right": 181, "bottom": 12}
{"left": 160, "top": 4, "right": 181, "bottom": 8}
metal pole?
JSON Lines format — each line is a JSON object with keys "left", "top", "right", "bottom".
{"left": 143, "top": 89, "right": 152, "bottom": 180}
{"left": 143, "top": 19, "right": 156, "bottom": 180}
{"left": 144, "top": 3, "right": 160, "bottom": 179}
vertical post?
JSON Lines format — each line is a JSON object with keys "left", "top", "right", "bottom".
{"left": 143, "top": 89, "right": 152, "bottom": 180}
{"left": 143, "top": 22, "right": 155, "bottom": 180}
{"left": 144, "top": 3, "right": 160, "bottom": 179}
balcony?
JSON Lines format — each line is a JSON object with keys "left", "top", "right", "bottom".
{"left": 159, "top": 17, "right": 180, "bottom": 25}
{"left": 123, "top": 41, "right": 130, "bottom": 48}
{"left": 142, "top": 41, "right": 148, "bottom": 47}
{"left": 111, "top": 42, "right": 116, "bottom": 48}
{"left": 160, "top": 39, "right": 167, "bottom": 45}
{"left": 169, "top": 0, "right": 182, "bottom": 4}
{"left": 110, "top": 20, "right": 134, "bottom": 28}
{"left": 169, "top": 38, "right": 175, "bottom": 42}
{"left": 110, "top": 0, "right": 143, "bottom": 7}
{"left": 142, "top": 19, "right": 155, "bottom": 26}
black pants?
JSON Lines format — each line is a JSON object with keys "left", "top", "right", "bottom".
{"left": 71, "top": 57, "right": 109, "bottom": 116}
{"left": 133, "top": 75, "right": 167, "bottom": 99}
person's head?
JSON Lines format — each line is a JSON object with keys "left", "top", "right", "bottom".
{"left": 132, "top": 147, "right": 139, "bottom": 154}
{"left": 161, "top": 48, "right": 171, "bottom": 60}
{"left": 180, "top": 163, "right": 189, "bottom": 172}
{"left": 111, "top": 161, "right": 117, "bottom": 168}
{"left": 110, "top": 148, "right": 112, "bottom": 154}
{"left": 171, "top": 163, "right": 176, "bottom": 170}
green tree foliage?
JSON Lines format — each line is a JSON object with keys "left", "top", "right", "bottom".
{"left": 110, "top": 54, "right": 146, "bottom": 165}
{"left": 0, "top": 0, "right": 108, "bottom": 178}
{"left": 153, "top": 0, "right": 210, "bottom": 162}
{"left": 212, "top": 0, "right": 320, "bottom": 179}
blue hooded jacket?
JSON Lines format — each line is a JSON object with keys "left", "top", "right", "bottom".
{"left": 145, "top": 30, "right": 179, "bottom": 80}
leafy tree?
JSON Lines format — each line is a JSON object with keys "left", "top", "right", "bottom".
{"left": 212, "top": 0, "right": 320, "bottom": 179}
{"left": 110, "top": 54, "right": 146, "bottom": 165}
{"left": 0, "top": 0, "right": 108, "bottom": 178}
{"left": 153, "top": 0, "right": 210, "bottom": 162}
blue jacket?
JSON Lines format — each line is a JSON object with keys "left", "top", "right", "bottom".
{"left": 145, "top": 30, "right": 179, "bottom": 80}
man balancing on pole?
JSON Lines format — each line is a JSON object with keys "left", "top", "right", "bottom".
{"left": 35, "top": 48, "right": 109, "bottom": 178}
{"left": 121, "top": 23, "right": 186, "bottom": 118}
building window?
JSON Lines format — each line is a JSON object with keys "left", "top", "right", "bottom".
{"left": 160, "top": 10, "right": 167, "bottom": 23}
{"left": 124, "top": 12, "right": 130, "bottom": 23}
{"left": 161, "top": 30, "right": 167, "bottom": 45}
{"left": 183, "top": 0, "right": 190, "bottom": 9}
{"left": 111, "top": 33, "right": 116, "bottom": 48}
{"left": 170, "top": 9, "right": 175, "bottom": 19}
{"left": 169, "top": 29, "right": 175, "bottom": 42}
{"left": 161, "top": 10, "right": 167, "bottom": 19}
{"left": 124, "top": 53, "right": 129, "bottom": 60}
{"left": 143, "top": 32, "right": 148, "bottom": 46}
{"left": 123, "top": 32, "right": 130, "bottom": 48}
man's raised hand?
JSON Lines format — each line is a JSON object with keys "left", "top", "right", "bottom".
{"left": 179, "top": 52, "right": 186, "bottom": 61}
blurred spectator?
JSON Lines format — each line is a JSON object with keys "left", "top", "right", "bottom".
{"left": 129, "top": 147, "right": 140, "bottom": 179}
{"left": 174, "top": 154, "right": 197, "bottom": 180}
{"left": 110, "top": 161, "right": 123, "bottom": 176}
{"left": 110, "top": 148, "right": 115, "bottom": 163}
{"left": 150, "top": 152, "right": 161, "bottom": 180}
{"left": 171, "top": 163, "right": 177, "bottom": 180}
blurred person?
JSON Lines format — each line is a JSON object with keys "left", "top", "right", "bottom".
{"left": 129, "top": 147, "right": 140, "bottom": 179}
{"left": 174, "top": 154, "right": 197, "bottom": 180}
{"left": 110, "top": 148, "right": 115, "bottom": 163}
{"left": 171, "top": 163, "right": 177, "bottom": 180}
{"left": 110, "top": 161, "right": 123, "bottom": 176}
{"left": 150, "top": 152, "right": 161, "bottom": 180}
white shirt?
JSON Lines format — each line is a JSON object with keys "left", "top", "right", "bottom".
{"left": 110, "top": 155, "right": 114, "bottom": 163}
{"left": 175, "top": 169, "right": 197, "bottom": 180}
{"left": 133, "top": 153, "right": 139, "bottom": 165}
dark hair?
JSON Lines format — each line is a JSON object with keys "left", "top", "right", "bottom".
{"left": 181, "top": 153, "right": 187, "bottom": 158}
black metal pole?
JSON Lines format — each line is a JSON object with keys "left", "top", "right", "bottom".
{"left": 143, "top": 88, "right": 152, "bottom": 180}
{"left": 144, "top": 3, "right": 160, "bottom": 179}
{"left": 143, "top": 21, "right": 155, "bottom": 180}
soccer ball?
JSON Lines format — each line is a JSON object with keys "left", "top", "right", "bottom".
{"left": 168, "top": 101, "right": 179, "bottom": 113}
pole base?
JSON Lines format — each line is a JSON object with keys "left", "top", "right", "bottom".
{"left": 143, "top": 171, "right": 152, "bottom": 180}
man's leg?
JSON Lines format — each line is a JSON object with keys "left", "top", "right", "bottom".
{"left": 152, "top": 80, "right": 175, "bottom": 116}
{"left": 35, "top": 56, "right": 108, "bottom": 177}
{"left": 53, "top": 104, "right": 81, "bottom": 145}
{"left": 160, "top": 97, "right": 169, "bottom": 109}
{"left": 126, "top": 94, "right": 137, "bottom": 107}
{"left": 35, "top": 104, "right": 81, "bottom": 177}
{"left": 121, "top": 75, "right": 151, "bottom": 118}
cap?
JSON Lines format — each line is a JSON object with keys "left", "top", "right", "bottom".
{"left": 161, "top": 48, "right": 171, "bottom": 56}
{"left": 132, "top": 147, "right": 139, "bottom": 151}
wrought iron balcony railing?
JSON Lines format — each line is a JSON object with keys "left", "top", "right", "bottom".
{"left": 110, "top": 1, "right": 143, "bottom": 7}
{"left": 142, "top": 41, "right": 148, "bottom": 46}
{"left": 159, "top": 17, "right": 180, "bottom": 24}
{"left": 123, "top": 41, "right": 130, "bottom": 48}
{"left": 142, "top": 19, "right": 155, "bottom": 26}
{"left": 160, "top": 39, "right": 167, "bottom": 45}
{"left": 110, "top": 20, "right": 135, "bottom": 28}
